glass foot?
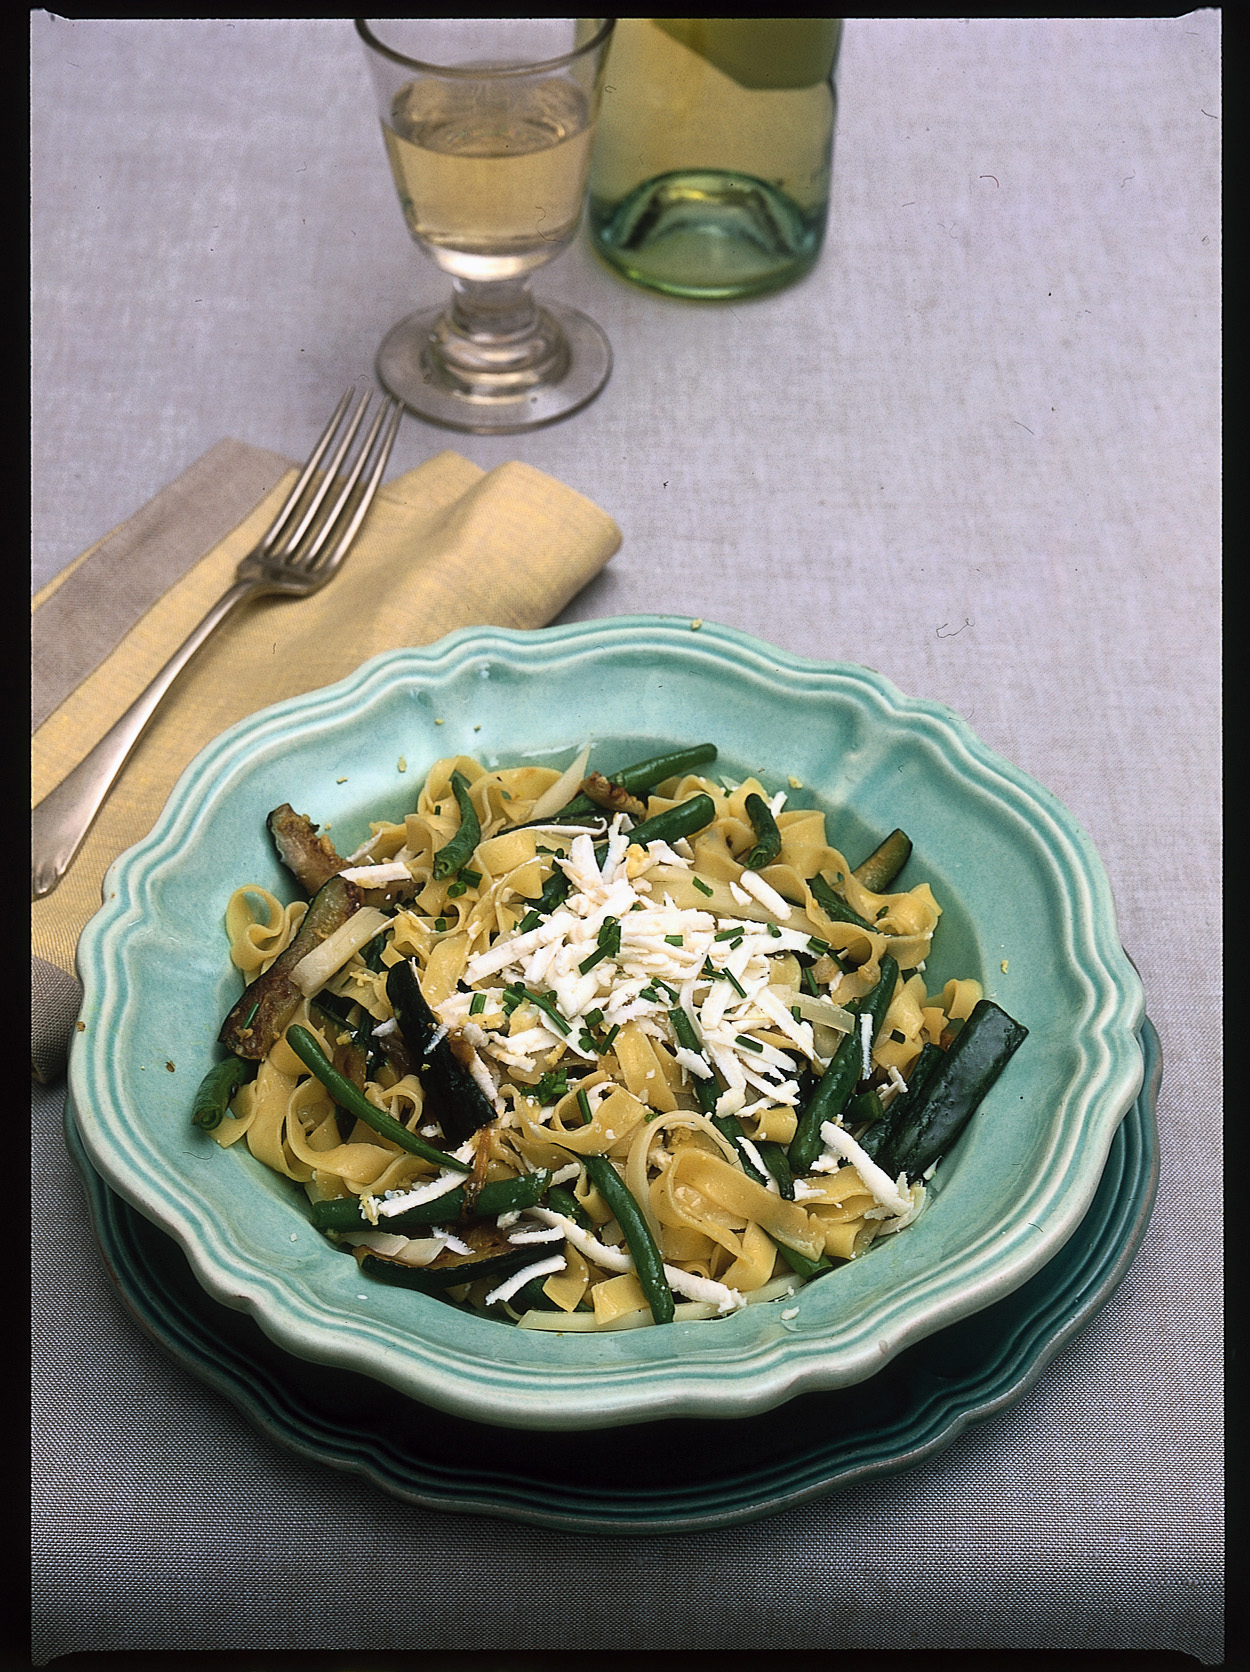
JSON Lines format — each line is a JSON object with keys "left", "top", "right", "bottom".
{"left": 376, "top": 300, "right": 612, "bottom": 434}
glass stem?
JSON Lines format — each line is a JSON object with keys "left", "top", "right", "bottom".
{"left": 428, "top": 276, "right": 570, "bottom": 393}
{"left": 450, "top": 275, "right": 538, "bottom": 341}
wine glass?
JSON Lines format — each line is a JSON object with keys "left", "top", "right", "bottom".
{"left": 356, "top": 18, "right": 616, "bottom": 434}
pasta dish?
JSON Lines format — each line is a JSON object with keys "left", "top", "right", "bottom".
{"left": 195, "top": 743, "right": 1026, "bottom": 1331}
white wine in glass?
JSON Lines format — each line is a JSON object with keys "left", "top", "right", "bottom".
{"left": 357, "top": 18, "right": 615, "bottom": 433}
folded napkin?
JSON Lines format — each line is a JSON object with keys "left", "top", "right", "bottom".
{"left": 32, "top": 437, "right": 621, "bottom": 1082}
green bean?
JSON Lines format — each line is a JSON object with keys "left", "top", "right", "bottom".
{"left": 668, "top": 1006, "right": 720, "bottom": 1117}
{"left": 711, "top": 1113, "right": 770, "bottom": 1184}
{"left": 310, "top": 1169, "right": 551, "bottom": 1233}
{"left": 536, "top": 866, "right": 571, "bottom": 913}
{"left": 787, "top": 956, "right": 899, "bottom": 1173}
{"left": 432, "top": 770, "right": 481, "bottom": 879}
{"left": 612, "top": 744, "right": 718, "bottom": 795}
{"left": 286, "top": 1024, "right": 471, "bottom": 1172}
{"left": 576, "top": 1153, "right": 674, "bottom": 1325}
{"left": 191, "top": 1055, "right": 257, "bottom": 1131}
{"left": 755, "top": 1139, "right": 795, "bottom": 1200}
{"left": 742, "top": 792, "right": 782, "bottom": 871}
{"left": 852, "top": 828, "right": 913, "bottom": 893}
{"left": 626, "top": 793, "right": 716, "bottom": 849}
{"left": 845, "top": 1087, "right": 886, "bottom": 1132}
{"left": 807, "top": 872, "right": 879, "bottom": 935}
{"left": 529, "top": 744, "right": 719, "bottom": 826}
{"left": 546, "top": 1184, "right": 592, "bottom": 1230}
{"left": 856, "top": 1044, "right": 943, "bottom": 1165}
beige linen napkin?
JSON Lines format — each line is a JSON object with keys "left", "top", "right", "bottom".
{"left": 32, "top": 438, "right": 621, "bottom": 1081}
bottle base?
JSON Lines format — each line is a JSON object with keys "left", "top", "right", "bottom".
{"left": 590, "top": 171, "right": 825, "bottom": 300}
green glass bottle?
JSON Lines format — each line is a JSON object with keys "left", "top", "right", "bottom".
{"left": 588, "top": 19, "right": 843, "bottom": 300}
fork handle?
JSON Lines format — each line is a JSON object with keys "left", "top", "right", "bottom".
{"left": 31, "top": 577, "right": 259, "bottom": 900}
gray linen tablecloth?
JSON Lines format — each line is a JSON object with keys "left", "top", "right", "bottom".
{"left": 31, "top": 13, "right": 1222, "bottom": 1665}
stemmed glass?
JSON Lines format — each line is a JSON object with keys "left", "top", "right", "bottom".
{"left": 356, "top": 18, "right": 616, "bottom": 434}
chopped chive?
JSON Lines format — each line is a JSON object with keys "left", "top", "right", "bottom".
{"left": 807, "top": 936, "right": 831, "bottom": 955}
{"left": 532, "top": 1065, "right": 569, "bottom": 1103}
{"left": 699, "top": 956, "right": 744, "bottom": 995}
{"left": 446, "top": 880, "right": 467, "bottom": 898}
{"left": 516, "top": 910, "right": 541, "bottom": 934}
{"left": 469, "top": 992, "right": 486, "bottom": 1016}
{"left": 584, "top": 1007, "right": 604, "bottom": 1028}
{"left": 664, "top": 934, "right": 684, "bottom": 947}
{"left": 801, "top": 965, "right": 819, "bottom": 996}
{"left": 766, "top": 923, "right": 782, "bottom": 937}
{"left": 792, "top": 1005, "right": 803, "bottom": 1021}
{"left": 581, "top": 917, "right": 620, "bottom": 972}
{"left": 692, "top": 877, "right": 714, "bottom": 897}
{"left": 434, "top": 917, "right": 447, "bottom": 933}
{"left": 528, "top": 991, "right": 571, "bottom": 1036}
{"left": 601, "top": 1024, "right": 620, "bottom": 1052}
{"left": 576, "top": 1089, "right": 593, "bottom": 1126}
{"left": 735, "top": 1034, "right": 765, "bottom": 1052}
{"left": 460, "top": 869, "right": 481, "bottom": 886}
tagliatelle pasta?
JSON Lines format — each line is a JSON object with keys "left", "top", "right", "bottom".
{"left": 197, "top": 743, "right": 1026, "bottom": 1332}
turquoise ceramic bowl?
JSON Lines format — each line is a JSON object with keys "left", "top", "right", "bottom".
{"left": 71, "top": 618, "right": 1145, "bottom": 1430}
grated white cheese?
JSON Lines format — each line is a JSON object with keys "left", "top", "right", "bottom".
{"left": 663, "top": 1265, "right": 744, "bottom": 1313}
{"left": 290, "top": 907, "right": 391, "bottom": 997}
{"left": 484, "top": 1254, "right": 567, "bottom": 1308}
{"left": 816, "top": 1120, "right": 911, "bottom": 1217}
{"left": 375, "top": 1171, "right": 464, "bottom": 1217}
{"left": 337, "top": 861, "right": 414, "bottom": 886}
{"left": 526, "top": 1208, "right": 632, "bottom": 1272}
{"left": 736, "top": 1135, "right": 779, "bottom": 1191}
{"left": 735, "top": 869, "right": 792, "bottom": 920}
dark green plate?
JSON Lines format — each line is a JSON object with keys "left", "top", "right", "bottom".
{"left": 65, "top": 1019, "right": 1159, "bottom": 1535}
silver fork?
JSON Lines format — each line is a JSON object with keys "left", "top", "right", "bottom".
{"left": 32, "top": 388, "right": 403, "bottom": 901}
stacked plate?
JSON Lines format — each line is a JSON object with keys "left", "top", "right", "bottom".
{"left": 68, "top": 620, "right": 1155, "bottom": 1529}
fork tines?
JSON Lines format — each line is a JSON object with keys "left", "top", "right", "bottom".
{"left": 264, "top": 388, "right": 403, "bottom": 574}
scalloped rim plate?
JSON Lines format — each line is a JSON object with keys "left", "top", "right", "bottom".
{"left": 71, "top": 618, "right": 1145, "bottom": 1430}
